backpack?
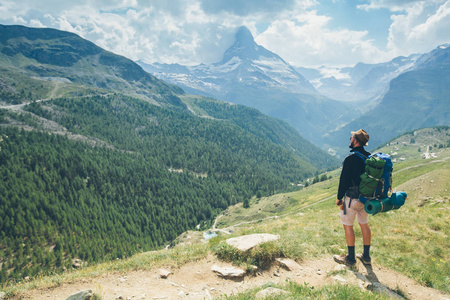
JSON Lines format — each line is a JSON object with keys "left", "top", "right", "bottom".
{"left": 354, "top": 152, "right": 393, "bottom": 203}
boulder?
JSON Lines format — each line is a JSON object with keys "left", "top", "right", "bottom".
{"left": 226, "top": 234, "right": 279, "bottom": 251}
{"left": 159, "top": 268, "right": 171, "bottom": 278}
{"left": 65, "top": 289, "right": 93, "bottom": 300}
{"left": 275, "top": 258, "right": 303, "bottom": 272}
{"left": 211, "top": 265, "right": 245, "bottom": 279}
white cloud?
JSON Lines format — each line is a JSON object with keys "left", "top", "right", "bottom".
{"left": 255, "top": 11, "right": 390, "bottom": 67}
{"left": 11, "top": 16, "right": 27, "bottom": 25}
{"left": 29, "top": 19, "right": 46, "bottom": 28}
{"left": 386, "top": 0, "right": 450, "bottom": 55}
{"left": 0, "top": 0, "right": 448, "bottom": 68}
{"left": 358, "top": 0, "right": 421, "bottom": 11}
{"left": 356, "top": 0, "right": 450, "bottom": 56}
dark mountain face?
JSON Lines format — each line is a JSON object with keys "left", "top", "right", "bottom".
{"left": 0, "top": 24, "right": 184, "bottom": 107}
{"left": 327, "top": 44, "right": 450, "bottom": 153}
{"left": 302, "top": 54, "right": 420, "bottom": 103}
{"left": 0, "top": 25, "right": 101, "bottom": 67}
{"left": 414, "top": 44, "right": 450, "bottom": 69}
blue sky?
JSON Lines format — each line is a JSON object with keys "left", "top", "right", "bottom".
{"left": 315, "top": 0, "right": 393, "bottom": 48}
{"left": 1, "top": 0, "right": 449, "bottom": 68}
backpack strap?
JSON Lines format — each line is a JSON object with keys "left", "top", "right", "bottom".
{"left": 353, "top": 151, "right": 367, "bottom": 162}
{"left": 353, "top": 151, "right": 368, "bottom": 205}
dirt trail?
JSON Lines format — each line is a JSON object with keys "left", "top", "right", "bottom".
{"left": 0, "top": 82, "right": 61, "bottom": 111}
{"left": 20, "top": 254, "right": 448, "bottom": 300}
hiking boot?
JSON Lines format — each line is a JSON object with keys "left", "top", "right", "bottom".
{"left": 333, "top": 255, "right": 356, "bottom": 266}
{"left": 357, "top": 254, "right": 372, "bottom": 265}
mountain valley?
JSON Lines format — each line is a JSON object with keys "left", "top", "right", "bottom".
{"left": 139, "top": 28, "right": 450, "bottom": 156}
{"left": 0, "top": 24, "right": 449, "bottom": 299}
{"left": 0, "top": 24, "right": 336, "bottom": 286}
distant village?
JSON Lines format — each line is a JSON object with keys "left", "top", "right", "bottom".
{"left": 386, "top": 140, "right": 438, "bottom": 163}
{"left": 421, "top": 146, "right": 438, "bottom": 159}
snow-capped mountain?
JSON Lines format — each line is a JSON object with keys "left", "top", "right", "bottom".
{"left": 413, "top": 43, "right": 450, "bottom": 69}
{"left": 138, "top": 27, "right": 354, "bottom": 147}
{"left": 295, "top": 54, "right": 420, "bottom": 102}
{"left": 325, "top": 43, "right": 450, "bottom": 154}
{"left": 138, "top": 26, "right": 449, "bottom": 154}
{"left": 138, "top": 26, "right": 316, "bottom": 98}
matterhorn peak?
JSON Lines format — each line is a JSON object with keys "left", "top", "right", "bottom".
{"left": 220, "top": 26, "right": 279, "bottom": 64}
{"left": 234, "top": 26, "right": 255, "bottom": 46}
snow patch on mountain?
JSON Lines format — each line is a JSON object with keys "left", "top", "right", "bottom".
{"left": 209, "top": 56, "right": 243, "bottom": 73}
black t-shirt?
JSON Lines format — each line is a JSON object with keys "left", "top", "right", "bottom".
{"left": 337, "top": 147, "right": 371, "bottom": 200}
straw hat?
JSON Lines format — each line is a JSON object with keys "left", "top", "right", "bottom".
{"left": 351, "top": 129, "right": 369, "bottom": 146}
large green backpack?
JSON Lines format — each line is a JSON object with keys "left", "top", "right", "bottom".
{"left": 354, "top": 152, "right": 393, "bottom": 201}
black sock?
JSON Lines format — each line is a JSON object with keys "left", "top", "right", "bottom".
{"left": 363, "top": 245, "right": 371, "bottom": 258}
{"left": 348, "top": 246, "right": 355, "bottom": 261}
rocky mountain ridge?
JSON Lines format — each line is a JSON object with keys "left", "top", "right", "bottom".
{"left": 139, "top": 26, "right": 317, "bottom": 97}
{"left": 297, "top": 54, "right": 421, "bottom": 103}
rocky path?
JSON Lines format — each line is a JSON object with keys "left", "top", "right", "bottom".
{"left": 20, "top": 253, "right": 448, "bottom": 300}
{"left": 20, "top": 232, "right": 448, "bottom": 300}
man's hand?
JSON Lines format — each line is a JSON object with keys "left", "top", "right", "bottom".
{"left": 336, "top": 198, "right": 343, "bottom": 206}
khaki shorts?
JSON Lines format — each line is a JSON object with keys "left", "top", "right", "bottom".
{"left": 340, "top": 195, "right": 369, "bottom": 226}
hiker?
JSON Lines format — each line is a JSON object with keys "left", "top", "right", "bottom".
{"left": 334, "top": 129, "right": 372, "bottom": 266}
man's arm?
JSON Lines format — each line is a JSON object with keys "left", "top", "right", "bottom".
{"left": 337, "top": 158, "right": 349, "bottom": 200}
{"left": 337, "top": 154, "right": 358, "bottom": 201}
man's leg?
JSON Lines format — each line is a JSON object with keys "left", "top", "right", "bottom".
{"left": 344, "top": 225, "right": 356, "bottom": 262}
{"left": 335, "top": 196, "right": 357, "bottom": 265}
{"left": 344, "top": 225, "right": 356, "bottom": 246}
{"left": 359, "top": 223, "right": 371, "bottom": 262}
{"left": 359, "top": 223, "right": 371, "bottom": 245}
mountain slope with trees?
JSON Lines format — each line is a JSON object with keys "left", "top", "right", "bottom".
{"left": 0, "top": 24, "right": 338, "bottom": 284}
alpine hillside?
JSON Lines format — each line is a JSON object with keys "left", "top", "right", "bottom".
{"left": 0, "top": 24, "right": 338, "bottom": 284}
{"left": 326, "top": 44, "right": 450, "bottom": 153}
{"left": 6, "top": 127, "right": 450, "bottom": 300}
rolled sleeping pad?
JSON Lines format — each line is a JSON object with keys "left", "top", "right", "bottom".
{"left": 364, "top": 191, "right": 407, "bottom": 215}
{"left": 390, "top": 191, "right": 407, "bottom": 206}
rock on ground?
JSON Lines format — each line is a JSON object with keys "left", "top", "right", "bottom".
{"left": 211, "top": 264, "right": 246, "bottom": 279}
{"left": 159, "top": 268, "right": 171, "bottom": 278}
{"left": 65, "top": 289, "right": 93, "bottom": 300}
{"left": 226, "top": 234, "right": 280, "bottom": 251}
{"left": 276, "top": 258, "right": 303, "bottom": 272}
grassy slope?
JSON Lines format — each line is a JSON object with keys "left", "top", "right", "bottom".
{"left": 216, "top": 128, "right": 450, "bottom": 293}
{"left": 3, "top": 128, "right": 449, "bottom": 298}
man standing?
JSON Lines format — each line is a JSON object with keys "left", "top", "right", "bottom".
{"left": 334, "top": 129, "right": 372, "bottom": 266}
